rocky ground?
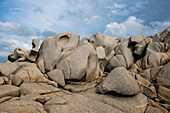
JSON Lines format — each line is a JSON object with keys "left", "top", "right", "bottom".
{"left": 0, "top": 27, "right": 170, "bottom": 113}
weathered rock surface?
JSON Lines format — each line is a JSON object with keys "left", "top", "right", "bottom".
{"left": 0, "top": 85, "right": 20, "bottom": 98}
{"left": 0, "top": 100, "right": 47, "bottom": 113}
{"left": 98, "top": 67, "right": 140, "bottom": 95}
{"left": 44, "top": 89, "right": 124, "bottom": 113}
{"left": 20, "top": 83, "right": 60, "bottom": 95}
{"left": 10, "top": 62, "right": 44, "bottom": 86}
{"left": 0, "top": 27, "right": 170, "bottom": 112}
{"left": 47, "top": 69, "right": 65, "bottom": 87}
{"left": 37, "top": 32, "right": 79, "bottom": 72}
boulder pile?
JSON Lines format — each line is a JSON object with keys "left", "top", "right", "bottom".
{"left": 0, "top": 27, "right": 170, "bottom": 113}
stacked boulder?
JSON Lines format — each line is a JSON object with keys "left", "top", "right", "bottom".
{"left": 0, "top": 27, "right": 170, "bottom": 113}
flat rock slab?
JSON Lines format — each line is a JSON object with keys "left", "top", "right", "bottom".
{"left": 82, "top": 88, "right": 148, "bottom": 113}
{"left": 0, "top": 85, "right": 20, "bottom": 99}
{"left": 0, "top": 100, "right": 47, "bottom": 113}
{"left": 44, "top": 93, "right": 123, "bottom": 113}
{"left": 20, "top": 83, "right": 61, "bottom": 95}
{"left": 44, "top": 88, "right": 148, "bottom": 113}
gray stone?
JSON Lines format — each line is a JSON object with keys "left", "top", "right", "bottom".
{"left": 116, "top": 39, "right": 134, "bottom": 68}
{"left": 157, "top": 61, "right": 170, "bottom": 80}
{"left": 66, "top": 43, "right": 98, "bottom": 81}
{"left": 86, "top": 51, "right": 98, "bottom": 82}
{"left": 98, "top": 67, "right": 140, "bottom": 95}
{"left": 156, "top": 77, "right": 170, "bottom": 88}
{"left": 0, "top": 62, "right": 20, "bottom": 77}
{"left": 102, "top": 35, "right": 118, "bottom": 47}
{"left": 47, "top": 69, "right": 65, "bottom": 87}
{"left": 130, "top": 35, "right": 146, "bottom": 43}
{"left": 10, "top": 62, "right": 44, "bottom": 86}
{"left": 57, "top": 59, "right": 70, "bottom": 79}
{"left": 105, "top": 43, "right": 117, "bottom": 56}
{"left": 0, "top": 85, "right": 20, "bottom": 98}
{"left": 147, "top": 42, "right": 166, "bottom": 53}
{"left": 8, "top": 48, "right": 27, "bottom": 62}
{"left": 150, "top": 66, "right": 162, "bottom": 80}
{"left": 158, "top": 86, "right": 170, "bottom": 103}
{"left": 83, "top": 89, "right": 148, "bottom": 113}
{"left": 106, "top": 54, "right": 126, "bottom": 71}
{"left": 20, "top": 83, "right": 60, "bottom": 95}
{"left": 141, "top": 52, "right": 169, "bottom": 69}
{"left": 37, "top": 32, "right": 79, "bottom": 72}
{"left": 89, "top": 32, "right": 103, "bottom": 48}
{"left": 96, "top": 46, "right": 106, "bottom": 59}
{"left": 26, "top": 38, "right": 40, "bottom": 62}
{"left": 153, "top": 26, "right": 170, "bottom": 46}
{"left": 0, "top": 77, "right": 4, "bottom": 85}
{"left": 78, "top": 37, "right": 90, "bottom": 46}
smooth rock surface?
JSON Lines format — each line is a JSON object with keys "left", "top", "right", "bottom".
{"left": 0, "top": 85, "right": 20, "bottom": 98}
{"left": 98, "top": 67, "right": 140, "bottom": 95}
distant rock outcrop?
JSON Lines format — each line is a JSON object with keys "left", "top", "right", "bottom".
{"left": 0, "top": 27, "right": 170, "bottom": 113}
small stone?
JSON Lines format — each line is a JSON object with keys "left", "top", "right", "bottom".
{"left": 0, "top": 77, "right": 4, "bottom": 85}
{"left": 96, "top": 46, "right": 106, "bottom": 59}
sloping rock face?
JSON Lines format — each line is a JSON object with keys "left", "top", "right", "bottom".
{"left": 0, "top": 27, "right": 170, "bottom": 113}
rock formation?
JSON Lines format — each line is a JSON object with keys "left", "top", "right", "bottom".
{"left": 0, "top": 27, "right": 170, "bottom": 113}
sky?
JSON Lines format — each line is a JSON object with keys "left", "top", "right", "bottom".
{"left": 0, "top": 0, "right": 170, "bottom": 62}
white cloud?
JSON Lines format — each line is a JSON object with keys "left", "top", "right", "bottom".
{"left": 0, "top": 51, "right": 10, "bottom": 56}
{"left": 0, "top": 21, "right": 32, "bottom": 36}
{"left": 113, "top": 3, "right": 126, "bottom": 8}
{"left": 111, "top": 10, "right": 117, "bottom": 14}
{"left": 110, "top": 1, "right": 148, "bottom": 16}
{"left": 84, "top": 15, "right": 101, "bottom": 25}
{"left": 0, "top": 32, "right": 42, "bottom": 56}
{"left": 111, "top": 9, "right": 129, "bottom": 16}
{"left": 107, "top": 3, "right": 126, "bottom": 9}
{"left": 104, "top": 16, "right": 170, "bottom": 38}
{"left": 4, "top": 0, "right": 95, "bottom": 34}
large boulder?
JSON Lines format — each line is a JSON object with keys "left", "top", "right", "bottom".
{"left": 115, "top": 39, "right": 134, "bottom": 68}
{"left": 83, "top": 89, "right": 148, "bottom": 113}
{"left": 130, "top": 35, "right": 150, "bottom": 56}
{"left": 89, "top": 32, "right": 104, "bottom": 48}
{"left": 9, "top": 62, "right": 44, "bottom": 86}
{"left": 98, "top": 67, "right": 141, "bottom": 95}
{"left": 8, "top": 48, "right": 27, "bottom": 62}
{"left": 153, "top": 26, "right": 170, "bottom": 47}
{"left": 37, "top": 32, "right": 80, "bottom": 72}
{"left": 64, "top": 43, "right": 98, "bottom": 81}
